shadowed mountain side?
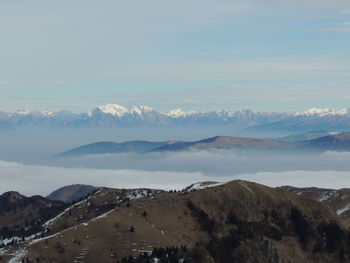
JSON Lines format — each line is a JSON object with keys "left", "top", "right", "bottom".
{"left": 54, "top": 140, "right": 175, "bottom": 158}
{"left": 301, "top": 131, "right": 350, "bottom": 151}
{"left": 47, "top": 184, "right": 101, "bottom": 203}
{"left": 0, "top": 192, "right": 67, "bottom": 241}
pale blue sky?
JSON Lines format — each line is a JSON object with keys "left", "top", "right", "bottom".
{"left": 0, "top": 0, "right": 349, "bottom": 112}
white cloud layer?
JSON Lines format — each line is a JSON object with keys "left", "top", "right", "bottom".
{"left": 0, "top": 160, "right": 233, "bottom": 196}
{"left": 1, "top": 156, "right": 350, "bottom": 196}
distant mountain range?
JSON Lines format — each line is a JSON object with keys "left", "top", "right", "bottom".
{"left": 55, "top": 136, "right": 294, "bottom": 157}
{"left": 55, "top": 132, "right": 350, "bottom": 157}
{"left": 244, "top": 109, "right": 350, "bottom": 135}
{"left": 2, "top": 104, "right": 350, "bottom": 134}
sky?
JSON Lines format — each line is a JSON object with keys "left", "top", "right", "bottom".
{"left": 0, "top": 0, "right": 350, "bottom": 113}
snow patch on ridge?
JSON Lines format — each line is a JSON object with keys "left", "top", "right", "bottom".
{"left": 183, "top": 181, "right": 227, "bottom": 192}
{"left": 337, "top": 204, "right": 350, "bottom": 215}
{"left": 295, "top": 108, "right": 349, "bottom": 117}
{"left": 5, "top": 248, "right": 28, "bottom": 263}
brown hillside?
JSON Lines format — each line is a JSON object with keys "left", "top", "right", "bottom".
{"left": 1, "top": 181, "right": 350, "bottom": 263}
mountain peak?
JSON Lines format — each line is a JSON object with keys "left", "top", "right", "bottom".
{"left": 1, "top": 191, "right": 26, "bottom": 202}
{"left": 95, "top": 104, "right": 128, "bottom": 116}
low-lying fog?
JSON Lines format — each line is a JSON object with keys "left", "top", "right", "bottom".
{"left": 1, "top": 159, "right": 350, "bottom": 196}
{"left": 1, "top": 129, "right": 350, "bottom": 196}
{"left": 47, "top": 150, "right": 350, "bottom": 176}
{"left": 1, "top": 150, "right": 350, "bottom": 196}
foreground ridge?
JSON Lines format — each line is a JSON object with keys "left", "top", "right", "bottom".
{"left": 1, "top": 180, "right": 350, "bottom": 262}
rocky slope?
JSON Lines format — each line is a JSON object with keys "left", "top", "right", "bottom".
{"left": 281, "top": 186, "right": 350, "bottom": 222}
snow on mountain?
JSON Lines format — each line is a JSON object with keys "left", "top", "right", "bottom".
{"left": 294, "top": 108, "right": 349, "bottom": 117}
{"left": 2, "top": 109, "right": 79, "bottom": 128}
{"left": 244, "top": 108, "right": 350, "bottom": 134}
{"left": 1, "top": 105, "right": 350, "bottom": 132}
{"left": 130, "top": 105, "right": 155, "bottom": 115}
{"left": 15, "top": 109, "right": 55, "bottom": 117}
{"left": 165, "top": 108, "right": 196, "bottom": 118}
{"left": 94, "top": 104, "right": 128, "bottom": 117}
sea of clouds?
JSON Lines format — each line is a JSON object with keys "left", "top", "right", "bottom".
{"left": 1, "top": 150, "right": 350, "bottom": 196}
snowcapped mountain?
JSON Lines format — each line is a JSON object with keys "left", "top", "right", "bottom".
{"left": 4, "top": 109, "right": 79, "bottom": 128}
{"left": 1, "top": 104, "right": 350, "bottom": 134}
{"left": 294, "top": 108, "right": 349, "bottom": 117}
{"left": 94, "top": 104, "right": 129, "bottom": 116}
{"left": 165, "top": 108, "right": 196, "bottom": 118}
{"left": 245, "top": 108, "right": 350, "bottom": 135}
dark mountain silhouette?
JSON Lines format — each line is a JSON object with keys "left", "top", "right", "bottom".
{"left": 55, "top": 140, "right": 173, "bottom": 158}
{"left": 302, "top": 131, "right": 350, "bottom": 151}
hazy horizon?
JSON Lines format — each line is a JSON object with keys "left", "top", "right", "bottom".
{"left": 1, "top": 1, "right": 350, "bottom": 196}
